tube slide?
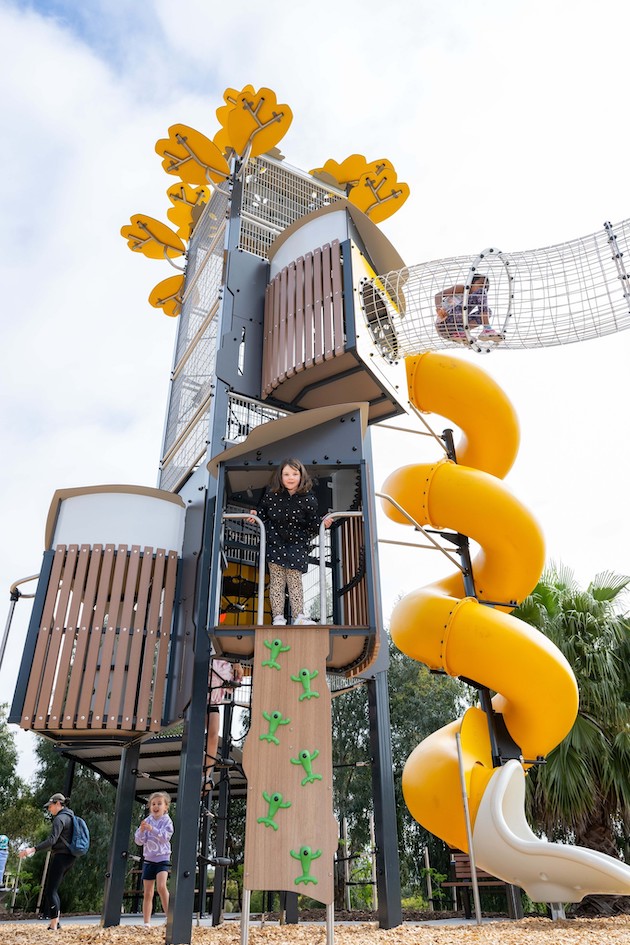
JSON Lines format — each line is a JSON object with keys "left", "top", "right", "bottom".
{"left": 382, "top": 351, "right": 630, "bottom": 902}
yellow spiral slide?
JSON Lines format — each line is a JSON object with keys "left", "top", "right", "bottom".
{"left": 382, "top": 351, "right": 630, "bottom": 902}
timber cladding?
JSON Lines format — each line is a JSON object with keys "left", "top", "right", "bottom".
{"left": 262, "top": 240, "right": 345, "bottom": 397}
{"left": 242, "top": 626, "right": 337, "bottom": 904}
{"left": 20, "top": 543, "right": 178, "bottom": 736}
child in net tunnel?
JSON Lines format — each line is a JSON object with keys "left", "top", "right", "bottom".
{"left": 248, "top": 458, "right": 332, "bottom": 625}
{"left": 435, "top": 273, "right": 502, "bottom": 343}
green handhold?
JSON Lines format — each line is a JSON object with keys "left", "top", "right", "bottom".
{"left": 257, "top": 790, "right": 291, "bottom": 830}
{"left": 290, "top": 748, "right": 322, "bottom": 785}
{"left": 262, "top": 637, "right": 291, "bottom": 670}
{"left": 290, "top": 667, "right": 320, "bottom": 701}
{"left": 260, "top": 709, "right": 291, "bottom": 745}
{"left": 290, "top": 845, "right": 321, "bottom": 885}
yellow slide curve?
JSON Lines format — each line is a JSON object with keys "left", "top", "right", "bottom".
{"left": 382, "top": 351, "right": 630, "bottom": 902}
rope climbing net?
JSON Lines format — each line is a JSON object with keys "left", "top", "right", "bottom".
{"left": 360, "top": 218, "right": 630, "bottom": 356}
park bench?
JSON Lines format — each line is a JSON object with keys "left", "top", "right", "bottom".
{"left": 442, "top": 850, "right": 524, "bottom": 919}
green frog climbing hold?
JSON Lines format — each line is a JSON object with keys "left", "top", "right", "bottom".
{"left": 290, "top": 667, "right": 319, "bottom": 701}
{"left": 262, "top": 637, "right": 291, "bottom": 670}
{"left": 290, "top": 748, "right": 322, "bottom": 785}
{"left": 290, "top": 845, "right": 321, "bottom": 885}
{"left": 260, "top": 709, "right": 291, "bottom": 745}
{"left": 257, "top": 790, "right": 291, "bottom": 830}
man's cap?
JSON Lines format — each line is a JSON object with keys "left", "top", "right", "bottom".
{"left": 44, "top": 793, "right": 66, "bottom": 807}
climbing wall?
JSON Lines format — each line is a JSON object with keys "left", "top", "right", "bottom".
{"left": 242, "top": 627, "right": 337, "bottom": 903}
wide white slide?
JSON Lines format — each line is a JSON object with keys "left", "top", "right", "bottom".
{"left": 472, "top": 760, "right": 630, "bottom": 903}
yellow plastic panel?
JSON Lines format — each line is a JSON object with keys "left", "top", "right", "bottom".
{"left": 120, "top": 215, "right": 185, "bottom": 259}
{"left": 155, "top": 124, "right": 230, "bottom": 186}
{"left": 384, "top": 349, "right": 579, "bottom": 855}
{"left": 148, "top": 274, "right": 185, "bottom": 318}
{"left": 225, "top": 87, "right": 293, "bottom": 158}
{"left": 310, "top": 154, "right": 369, "bottom": 187}
{"left": 348, "top": 159, "right": 410, "bottom": 223}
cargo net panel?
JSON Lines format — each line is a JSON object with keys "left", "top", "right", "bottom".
{"left": 360, "top": 219, "right": 630, "bottom": 356}
{"left": 237, "top": 155, "right": 345, "bottom": 259}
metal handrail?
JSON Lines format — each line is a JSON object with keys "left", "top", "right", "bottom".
{"left": 375, "top": 492, "right": 464, "bottom": 573}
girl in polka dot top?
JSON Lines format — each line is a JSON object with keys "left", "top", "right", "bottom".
{"left": 249, "top": 458, "right": 332, "bottom": 625}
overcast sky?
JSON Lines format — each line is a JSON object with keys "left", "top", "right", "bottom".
{"left": 2, "top": 0, "right": 629, "bottom": 779}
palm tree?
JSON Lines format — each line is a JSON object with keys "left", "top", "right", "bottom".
{"left": 513, "top": 563, "right": 630, "bottom": 860}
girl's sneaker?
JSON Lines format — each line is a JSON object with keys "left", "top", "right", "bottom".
{"left": 272, "top": 616, "right": 287, "bottom": 626}
{"left": 294, "top": 615, "right": 316, "bottom": 625}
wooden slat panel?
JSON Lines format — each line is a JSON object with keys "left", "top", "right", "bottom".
{"left": 331, "top": 240, "right": 345, "bottom": 356}
{"left": 33, "top": 545, "right": 79, "bottom": 729}
{"left": 61, "top": 545, "right": 104, "bottom": 728}
{"left": 313, "top": 248, "right": 324, "bottom": 365}
{"left": 294, "top": 256, "right": 305, "bottom": 373}
{"left": 303, "top": 253, "right": 315, "bottom": 368}
{"left": 321, "top": 243, "right": 334, "bottom": 360}
{"left": 107, "top": 545, "right": 142, "bottom": 728}
{"left": 149, "top": 550, "right": 179, "bottom": 731}
{"left": 285, "top": 263, "right": 296, "bottom": 379}
{"left": 243, "top": 627, "right": 336, "bottom": 902}
{"left": 91, "top": 545, "right": 128, "bottom": 727}
{"left": 21, "top": 546, "right": 67, "bottom": 729}
{"left": 121, "top": 546, "right": 154, "bottom": 730}
{"left": 271, "top": 275, "right": 282, "bottom": 391}
{"left": 76, "top": 544, "right": 115, "bottom": 727}
{"left": 48, "top": 545, "right": 90, "bottom": 727}
{"left": 136, "top": 548, "right": 167, "bottom": 730}
{"left": 277, "top": 267, "right": 289, "bottom": 384}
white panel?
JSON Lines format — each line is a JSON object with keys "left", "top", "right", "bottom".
{"left": 269, "top": 209, "right": 350, "bottom": 278}
{"left": 52, "top": 492, "right": 186, "bottom": 553}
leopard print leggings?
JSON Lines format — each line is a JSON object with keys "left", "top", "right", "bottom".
{"left": 268, "top": 562, "right": 304, "bottom": 620}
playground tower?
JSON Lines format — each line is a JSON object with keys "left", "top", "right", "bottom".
{"left": 9, "top": 86, "right": 413, "bottom": 944}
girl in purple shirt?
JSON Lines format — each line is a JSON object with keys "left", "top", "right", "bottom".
{"left": 134, "top": 791, "right": 174, "bottom": 928}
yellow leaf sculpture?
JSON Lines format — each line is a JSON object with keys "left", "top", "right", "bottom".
{"left": 310, "top": 154, "right": 370, "bottom": 188}
{"left": 148, "top": 274, "right": 185, "bottom": 318}
{"left": 155, "top": 124, "right": 230, "bottom": 186}
{"left": 347, "top": 159, "right": 410, "bottom": 223}
{"left": 217, "top": 85, "right": 293, "bottom": 159}
{"left": 120, "top": 215, "right": 185, "bottom": 259}
{"left": 166, "top": 183, "right": 210, "bottom": 239}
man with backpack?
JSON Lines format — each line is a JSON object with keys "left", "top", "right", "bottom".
{"left": 19, "top": 792, "right": 87, "bottom": 931}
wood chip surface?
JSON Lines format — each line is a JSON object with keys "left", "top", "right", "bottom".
{"left": 1, "top": 917, "right": 628, "bottom": 945}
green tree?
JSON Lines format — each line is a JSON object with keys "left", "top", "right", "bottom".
{"left": 21, "top": 737, "right": 120, "bottom": 916}
{"left": 513, "top": 563, "right": 630, "bottom": 859}
{"left": 331, "top": 636, "right": 467, "bottom": 903}
{"left": 0, "top": 704, "right": 38, "bottom": 890}
{"left": 0, "top": 703, "right": 26, "bottom": 814}
{"left": 387, "top": 641, "right": 468, "bottom": 895}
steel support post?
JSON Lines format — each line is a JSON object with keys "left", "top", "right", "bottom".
{"left": 366, "top": 670, "right": 402, "bottom": 929}
{"left": 102, "top": 740, "right": 141, "bottom": 927}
